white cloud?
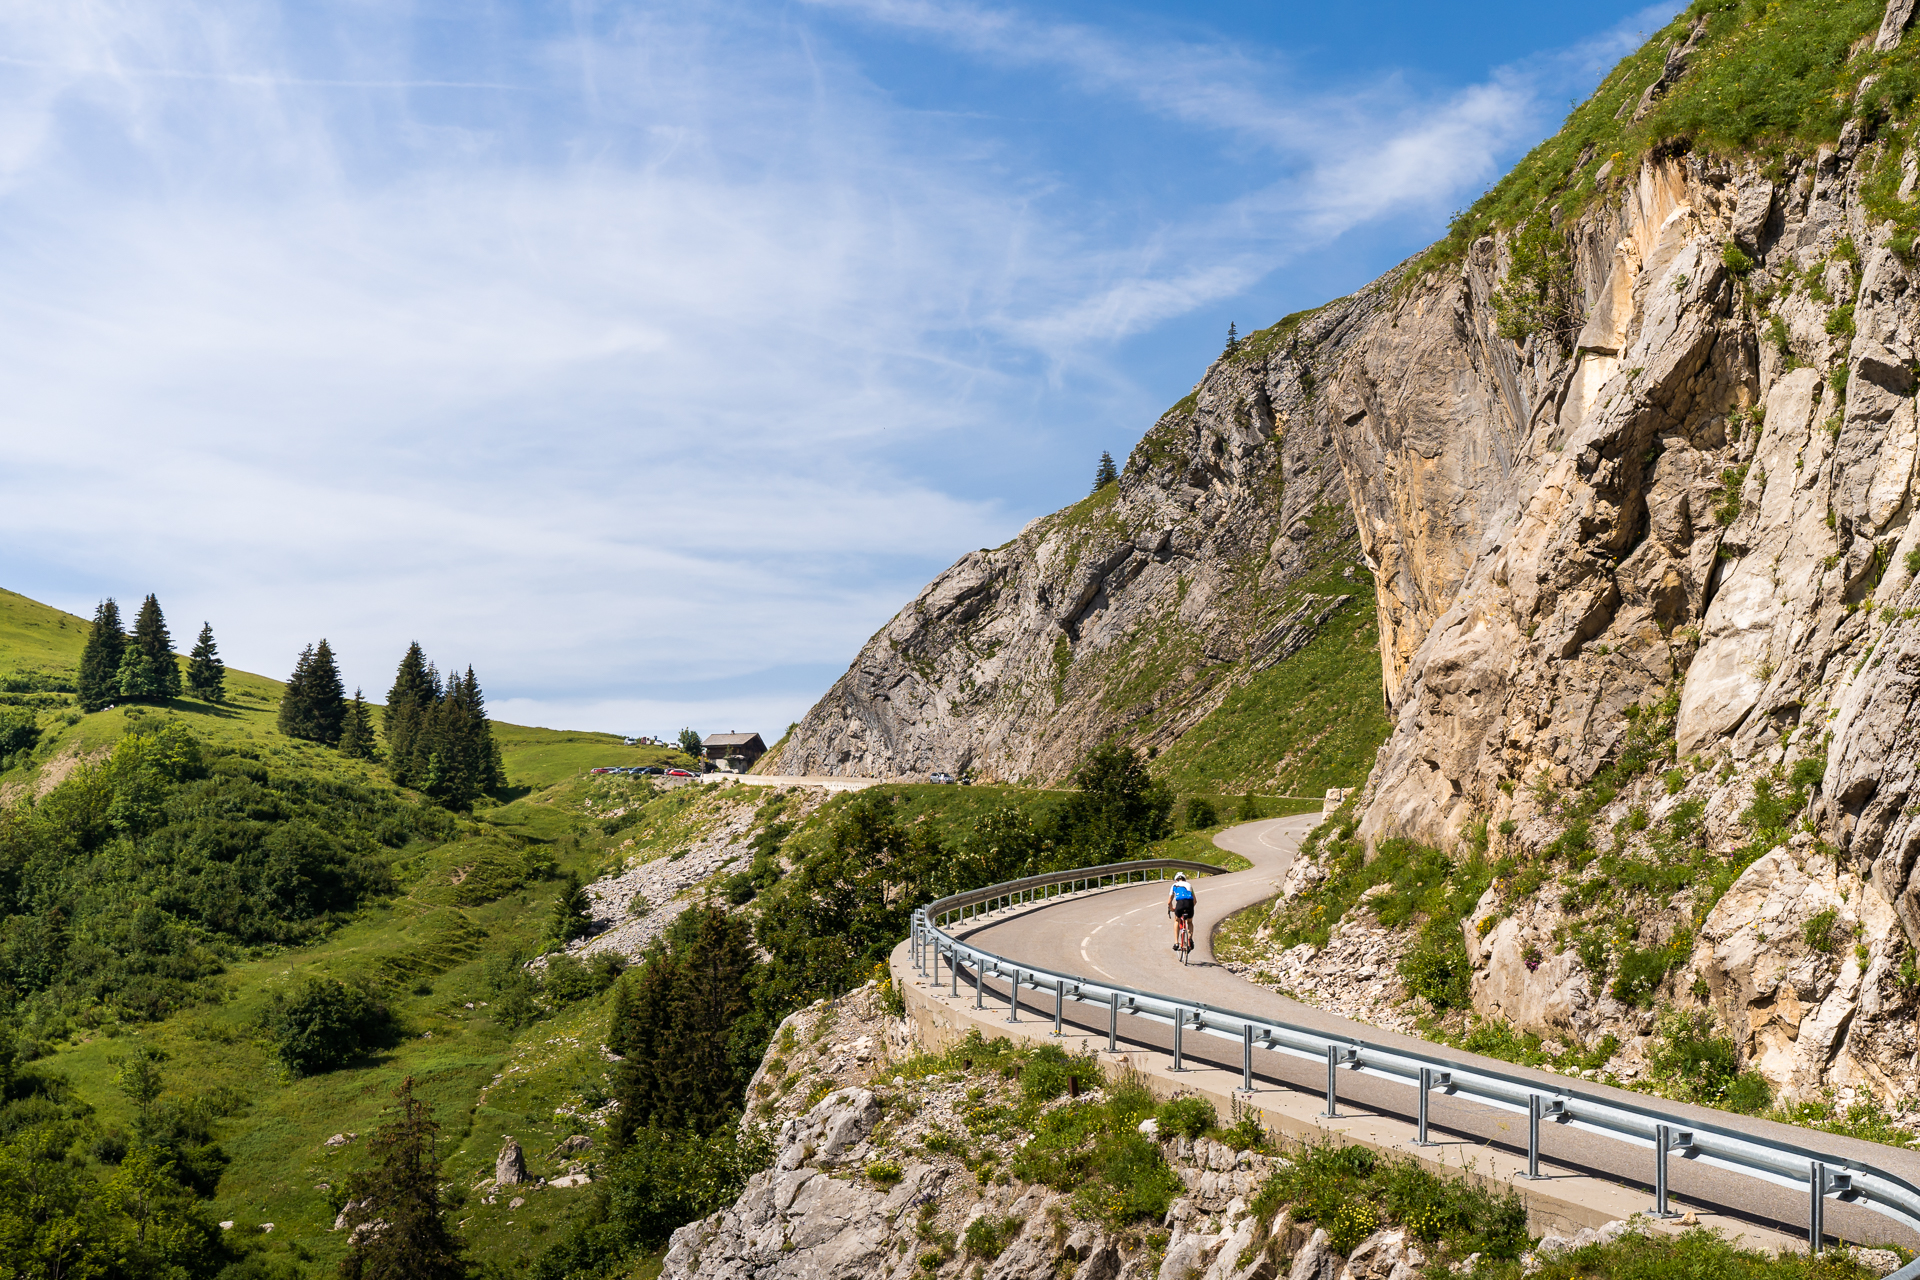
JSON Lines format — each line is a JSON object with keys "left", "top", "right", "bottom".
{"left": 0, "top": 0, "right": 1673, "bottom": 737}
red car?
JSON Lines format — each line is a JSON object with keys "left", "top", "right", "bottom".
{"left": 666, "top": 768, "right": 695, "bottom": 778}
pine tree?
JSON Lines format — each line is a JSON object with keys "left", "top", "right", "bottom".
{"left": 122, "top": 595, "right": 182, "bottom": 701}
{"left": 278, "top": 644, "right": 314, "bottom": 739}
{"left": 1223, "top": 321, "right": 1239, "bottom": 355}
{"left": 279, "top": 640, "right": 349, "bottom": 744}
{"left": 384, "top": 644, "right": 438, "bottom": 787}
{"left": 550, "top": 872, "right": 591, "bottom": 946}
{"left": 116, "top": 643, "right": 165, "bottom": 700}
{"left": 609, "top": 906, "right": 756, "bottom": 1145}
{"left": 306, "top": 640, "right": 348, "bottom": 744}
{"left": 1092, "top": 450, "right": 1118, "bottom": 492}
{"left": 340, "top": 689, "right": 378, "bottom": 760}
{"left": 187, "top": 623, "right": 226, "bottom": 702}
{"left": 77, "top": 599, "right": 127, "bottom": 712}
{"left": 339, "top": 1076, "right": 467, "bottom": 1280}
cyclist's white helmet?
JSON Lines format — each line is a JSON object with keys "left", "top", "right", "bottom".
{"left": 1174, "top": 872, "right": 1187, "bottom": 882}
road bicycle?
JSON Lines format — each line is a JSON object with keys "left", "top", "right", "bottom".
{"left": 1173, "top": 913, "right": 1193, "bottom": 965}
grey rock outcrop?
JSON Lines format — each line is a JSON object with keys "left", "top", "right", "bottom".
{"left": 771, "top": 330, "right": 1365, "bottom": 784}
{"left": 495, "top": 1137, "right": 527, "bottom": 1187}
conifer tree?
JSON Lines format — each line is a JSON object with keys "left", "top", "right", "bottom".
{"left": 415, "top": 667, "right": 503, "bottom": 808}
{"left": 1092, "top": 450, "right": 1118, "bottom": 492}
{"left": 1223, "top": 321, "right": 1239, "bottom": 355}
{"left": 121, "top": 595, "right": 182, "bottom": 701}
{"left": 186, "top": 623, "right": 226, "bottom": 702}
{"left": 609, "top": 905, "right": 756, "bottom": 1144}
{"left": 340, "top": 689, "right": 378, "bottom": 760}
{"left": 384, "top": 644, "right": 438, "bottom": 787}
{"left": 77, "top": 599, "right": 127, "bottom": 712}
{"left": 279, "top": 644, "right": 314, "bottom": 738}
{"left": 279, "top": 640, "right": 349, "bottom": 745}
{"left": 339, "top": 1076, "right": 467, "bottom": 1280}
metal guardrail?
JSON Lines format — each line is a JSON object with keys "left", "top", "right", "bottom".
{"left": 910, "top": 860, "right": 1920, "bottom": 1268}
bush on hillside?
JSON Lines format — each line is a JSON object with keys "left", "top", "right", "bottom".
{"left": 1184, "top": 797, "right": 1218, "bottom": 829}
{"left": 268, "top": 977, "right": 395, "bottom": 1077}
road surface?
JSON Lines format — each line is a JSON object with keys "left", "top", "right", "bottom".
{"left": 954, "top": 814, "right": 1920, "bottom": 1251}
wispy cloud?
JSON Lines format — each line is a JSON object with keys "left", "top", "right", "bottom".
{"left": 0, "top": 0, "right": 1669, "bottom": 736}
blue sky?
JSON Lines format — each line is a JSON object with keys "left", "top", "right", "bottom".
{"left": 0, "top": 0, "right": 1677, "bottom": 740}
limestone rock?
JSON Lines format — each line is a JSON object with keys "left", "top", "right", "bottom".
{"left": 495, "top": 1138, "right": 528, "bottom": 1187}
{"left": 1287, "top": 1228, "right": 1339, "bottom": 1280}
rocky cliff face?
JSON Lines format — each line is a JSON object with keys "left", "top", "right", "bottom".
{"left": 769, "top": 330, "right": 1370, "bottom": 785}
{"left": 1225, "top": 133, "right": 1920, "bottom": 1108}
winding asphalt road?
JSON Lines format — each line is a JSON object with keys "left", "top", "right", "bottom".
{"left": 953, "top": 815, "right": 1920, "bottom": 1251}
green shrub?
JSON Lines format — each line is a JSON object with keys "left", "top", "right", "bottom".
{"left": 1019, "top": 1044, "right": 1102, "bottom": 1103}
{"left": 1492, "top": 218, "right": 1576, "bottom": 348}
{"left": 1327, "top": 1200, "right": 1381, "bottom": 1253}
{"left": 1183, "top": 797, "right": 1218, "bottom": 829}
{"left": 542, "top": 954, "right": 619, "bottom": 1004}
{"left": 267, "top": 977, "right": 394, "bottom": 1077}
{"left": 1012, "top": 1076, "right": 1180, "bottom": 1228}
{"left": 866, "top": 1160, "right": 903, "bottom": 1186}
{"left": 1400, "top": 920, "right": 1473, "bottom": 1010}
{"left": 1611, "top": 935, "right": 1689, "bottom": 1008}
{"left": 1714, "top": 465, "right": 1751, "bottom": 526}
{"left": 1257, "top": 1143, "right": 1528, "bottom": 1260}
{"left": 962, "top": 1214, "right": 1022, "bottom": 1258}
{"left": 1803, "top": 908, "right": 1839, "bottom": 954}
{"left": 1158, "top": 1097, "right": 1216, "bottom": 1140}
{"left": 1648, "top": 1007, "right": 1771, "bottom": 1114}
{"left": 1721, "top": 242, "right": 1754, "bottom": 275}
{"left": 1825, "top": 304, "right": 1856, "bottom": 338}
{"left": 1767, "top": 314, "right": 1792, "bottom": 356}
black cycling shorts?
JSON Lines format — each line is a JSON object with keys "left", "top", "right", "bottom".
{"left": 1172, "top": 900, "right": 1194, "bottom": 919}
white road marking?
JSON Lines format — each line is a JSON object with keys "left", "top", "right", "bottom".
{"left": 1091, "top": 924, "right": 1105, "bottom": 935}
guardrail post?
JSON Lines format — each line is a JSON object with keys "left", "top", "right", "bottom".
{"left": 1007, "top": 969, "right": 1021, "bottom": 1023}
{"left": 1108, "top": 990, "right": 1119, "bottom": 1052}
{"left": 1324, "top": 1045, "right": 1339, "bottom": 1118}
{"left": 975, "top": 959, "right": 984, "bottom": 1009}
{"left": 1172, "top": 1009, "right": 1186, "bottom": 1071}
{"left": 1417, "top": 1068, "right": 1431, "bottom": 1145}
{"left": 1810, "top": 1162, "right": 1824, "bottom": 1252}
{"left": 1654, "top": 1126, "right": 1671, "bottom": 1216}
{"left": 950, "top": 945, "right": 959, "bottom": 998}
{"left": 1053, "top": 979, "right": 1064, "bottom": 1036}
{"left": 1239, "top": 1024, "right": 1254, "bottom": 1093}
{"left": 1527, "top": 1096, "right": 1542, "bottom": 1180}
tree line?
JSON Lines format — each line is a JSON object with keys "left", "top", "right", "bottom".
{"left": 74, "top": 595, "right": 503, "bottom": 809}
{"left": 77, "top": 596, "right": 225, "bottom": 711}
{"left": 277, "top": 640, "right": 505, "bottom": 808}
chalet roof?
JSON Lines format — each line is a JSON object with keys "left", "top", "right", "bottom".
{"left": 703, "top": 732, "right": 764, "bottom": 747}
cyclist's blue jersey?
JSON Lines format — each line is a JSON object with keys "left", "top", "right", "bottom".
{"left": 1170, "top": 883, "right": 1194, "bottom": 903}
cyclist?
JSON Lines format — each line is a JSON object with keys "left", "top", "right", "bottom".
{"left": 1167, "top": 871, "right": 1196, "bottom": 953}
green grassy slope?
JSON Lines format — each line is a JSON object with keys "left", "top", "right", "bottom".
{"left": 0, "top": 586, "right": 91, "bottom": 673}
{"left": 1152, "top": 506, "right": 1391, "bottom": 800}
{"left": 1419, "top": 0, "right": 1906, "bottom": 276}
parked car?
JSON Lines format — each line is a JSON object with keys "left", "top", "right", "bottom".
{"left": 666, "top": 768, "right": 694, "bottom": 778}
{"left": 591, "top": 767, "right": 614, "bottom": 775}
{"left": 930, "top": 772, "right": 955, "bottom": 784}
{"left": 640, "top": 766, "right": 666, "bottom": 775}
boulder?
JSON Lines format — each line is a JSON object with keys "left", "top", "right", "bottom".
{"left": 495, "top": 1137, "right": 528, "bottom": 1187}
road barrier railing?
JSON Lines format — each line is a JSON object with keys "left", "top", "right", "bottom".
{"left": 909, "top": 859, "right": 1920, "bottom": 1264}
